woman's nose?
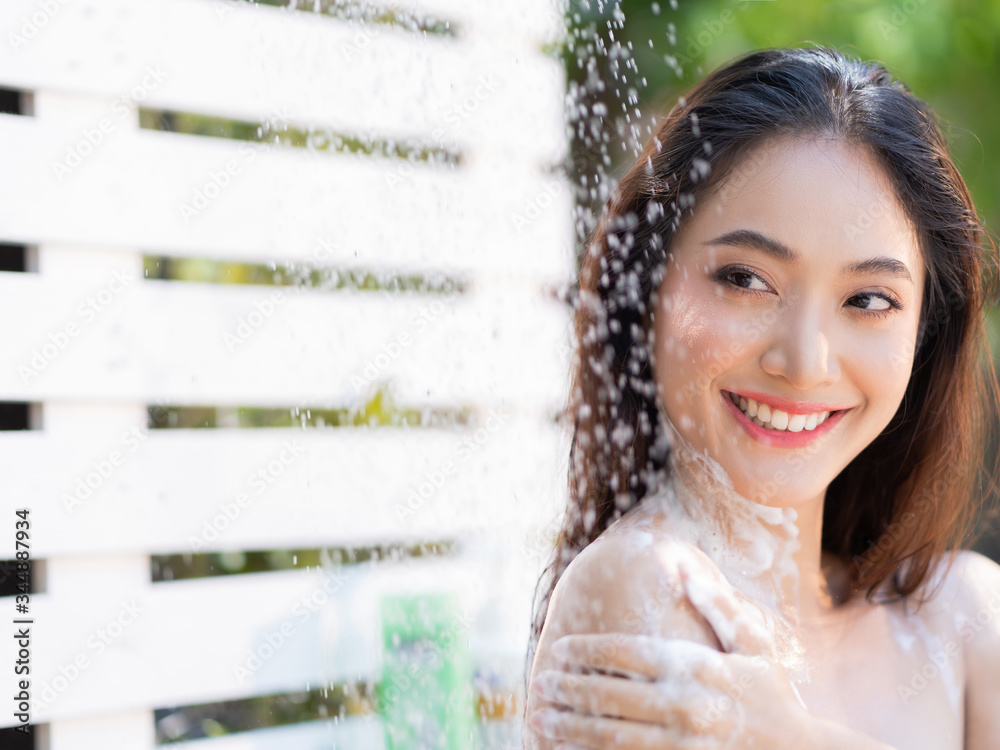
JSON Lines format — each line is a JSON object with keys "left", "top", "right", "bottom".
{"left": 758, "top": 302, "right": 840, "bottom": 390}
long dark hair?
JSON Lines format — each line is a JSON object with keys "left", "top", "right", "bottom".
{"left": 527, "top": 46, "right": 1000, "bottom": 673}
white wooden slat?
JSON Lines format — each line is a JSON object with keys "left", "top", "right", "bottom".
{"left": 0, "top": 114, "right": 574, "bottom": 280}
{"left": 0, "top": 0, "right": 566, "bottom": 163}
{"left": 0, "top": 553, "right": 540, "bottom": 725}
{"left": 167, "top": 717, "right": 384, "bottom": 750}
{"left": 0, "top": 273, "right": 572, "bottom": 409}
{"left": 0, "top": 417, "right": 570, "bottom": 556}
{"left": 46, "top": 711, "right": 156, "bottom": 750}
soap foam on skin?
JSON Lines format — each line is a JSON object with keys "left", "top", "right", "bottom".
{"left": 616, "top": 398, "right": 811, "bottom": 681}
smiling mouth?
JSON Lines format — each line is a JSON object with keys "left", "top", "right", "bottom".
{"left": 723, "top": 391, "right": 847, "bottom": 433}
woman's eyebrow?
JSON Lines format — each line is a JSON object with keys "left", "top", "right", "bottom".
{"left": 704, "top": 229, "right": 913, "bottom": 283}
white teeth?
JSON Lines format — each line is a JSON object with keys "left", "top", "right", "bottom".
{"left": 727, "top": 391, "right": 835, "bottom": 433}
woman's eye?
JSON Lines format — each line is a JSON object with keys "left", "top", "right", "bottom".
{"left": 725, "top": 268, "right": 769, "bottom": 292}
{"left": 851, "top": 293, "right": 892, "bottom": 312}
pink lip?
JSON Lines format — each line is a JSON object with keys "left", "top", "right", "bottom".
{"left": 726, "top": 389, "right": 853, "bottom": 415}
{"left": 721, "top": 391, "right": 850, "bottom": 448}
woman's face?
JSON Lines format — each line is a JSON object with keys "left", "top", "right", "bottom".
{"left": 653, "top": 135, "right": 925, "bottom": 508}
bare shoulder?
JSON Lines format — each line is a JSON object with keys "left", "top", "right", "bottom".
{"left": 525, "top": 526, "right": 720, "bottom": 749}
{"left": 528, "top": 524, "right": 720, "bottom": 678}
{"left": 940, "top": 550, "right": 1000, "bottom": 648}
{"left": 923, "top": 549, "right": 1000, "bottom": 624}
{"left": 546, "top": 525, "right": 722, "bottom": 644}
{"left": 911, "top": 549, "right": 1000, "bottom": 631}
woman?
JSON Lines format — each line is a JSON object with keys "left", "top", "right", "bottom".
{"left": 524, "top": 47, "right": 1000, "bottom": 748}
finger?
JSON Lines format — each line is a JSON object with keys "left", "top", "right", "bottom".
{"left": 529, "top": 707, "right": 718, "bottom": 750}
{"left": 552, "top": 632, "right": 734, "bottom": 685}
{"left": 678, "top": 561, "right": 776, "bottom": 658}
{"left": 532, "top": 668, "right": 691, "bottom": 725}
{"left": 550, "top": 633, "right": 665, "bottom": 680}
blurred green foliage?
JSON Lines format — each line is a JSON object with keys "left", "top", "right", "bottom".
{"left": 151, "top": 540, "right": 457, "bottom": 581}
{"left": 146, "top": 389, "right": 474, "bottom": 429}
{"left": 139, "top": 107, "right": 458, "bottom": 164}
{"left": 156, "top": 683, "right": 373, "bottom": 743}
{"left": 256, "top": 0, "right": 454, "bottom": 34}
{"left": 142, "top": 254, "right": 467, "bottom": 293}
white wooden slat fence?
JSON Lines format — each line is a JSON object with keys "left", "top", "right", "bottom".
{"left": 0, "top": 0, "right": 571, "bottom": 747}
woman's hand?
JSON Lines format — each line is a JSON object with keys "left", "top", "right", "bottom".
{"left": 528, "top": 632, "right": 809, "bottom": 748}
{"left": 526, "top": 562, "right": 813, "bottom": 749}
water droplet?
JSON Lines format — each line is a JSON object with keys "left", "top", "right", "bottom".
{"left": 690, "top": 158, "right": 711, "bottom": 182}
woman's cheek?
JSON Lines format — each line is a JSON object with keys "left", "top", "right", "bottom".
{"left": 658, "top": 282, "right": 755, "bottom": 404}
{"left": 690, "top": 303, "right": 754, "bottom": 382}
{"left": 886, "top": 329, "right": 919, "bottom": 382}
{"left": 682, "top": 323, "right": 726, "bottom": 400}
{"left": 844, "top": 330, "right": 914, "bottom": 427}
